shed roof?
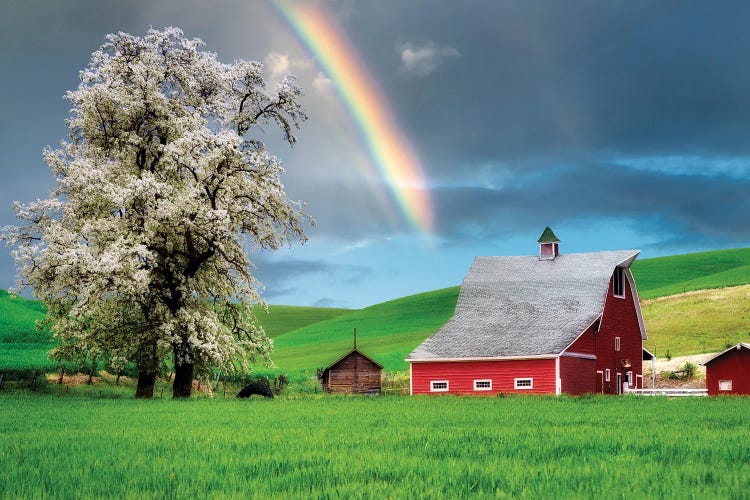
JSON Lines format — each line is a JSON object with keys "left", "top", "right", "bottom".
{"left": 701, "top": 343, "right": 750, "bottom": 366}
{"left": 408, "top": 250, "right": 640, "bottom": 361}
{"left": 322, "top": 348, "right": 384, "bottom": 372}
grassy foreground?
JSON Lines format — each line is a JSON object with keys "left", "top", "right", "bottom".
{"left": 1, "top": 394, "right": 748, "bottom": 498}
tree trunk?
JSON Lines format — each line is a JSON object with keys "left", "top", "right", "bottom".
{"left": 172, "top": 362, "right": 194, "bottom": 398}
{"left": 136, "top": 371, "right": 156, "bottom": 399}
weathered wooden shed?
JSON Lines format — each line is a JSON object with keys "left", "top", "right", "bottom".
{"left": 702, "top": 343, "right": 750, "bottom": 396}
{"left": 319, "top": 347, "right": 383, "bottom": 394}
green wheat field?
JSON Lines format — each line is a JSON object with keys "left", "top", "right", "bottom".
{"left": 1, "top": 394, "right": 749, "bottom": 498}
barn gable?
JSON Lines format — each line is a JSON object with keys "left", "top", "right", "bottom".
{"left": 408, "top": 250, "right": 641, "bottom": 361}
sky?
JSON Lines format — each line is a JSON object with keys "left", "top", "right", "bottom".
{"left": 2, "top": 0, "right": 750, "bottom": 308}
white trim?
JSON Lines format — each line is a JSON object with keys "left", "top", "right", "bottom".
{"left": 701, "top": 343, "right": 750, "bottom": 366}
{"left": 616, "top": 372, "right": 623, "bottom": 395}
{"left": 719, "top": 380, "right": 733, "bottom": 391}
{"left": 430, "top": 380, "right": 449, "bottom": 392}
{"left": 636, "top": 374, "right": 643, "bottom": 389}
{"left": 615, "top": 337, "right": 621, "bottom": 352}
{"left": 626, "top": 370, "right": 633, "bottom": 387}
{"left": 409, "top": 362, "right": 413, "bottom": 396}
{"left": 473, "top": 379, "right": 492, "bottom": 391}
{"left": 555, "top": 356, "right": 561, "bottom": 395}
{"left": 625, "top": 268, "right": 648, "bottom": 340}
{"left": 605, "top": 368, "right": 611, "bottom": 382}
{"left": 409, "top": 354, "right": 557, "bottom": 363}
{"left": 597, "top": 370, "right": 604, "bottom": 393}
{"left": 560, "top": 351, "right": 597, "bottom": 360}
{"left": 514, "top": 378, "right": 534, "bottom": 390}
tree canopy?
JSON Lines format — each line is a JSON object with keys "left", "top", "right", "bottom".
{"left": 2, "top": 27, "right": 310, "bottom": 397}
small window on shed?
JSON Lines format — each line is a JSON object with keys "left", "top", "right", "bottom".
{"left": 430, "top": 380, "right": 449, "bottom": 392}
{"left": 613, "top": 267, "right": 625, "bottom": 298}
{"left": 514, "top": 378, "right": 533, "bottom": 390}
{"left": 605, "top": 369, "right": 611, "bottom": 382}
{"left": 719, "top": 380, "right": 733, "bottom": 391}
{"left": 473, "top": 379, "right": 492, "bottom": 391}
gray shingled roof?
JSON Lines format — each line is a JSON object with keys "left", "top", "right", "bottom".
{"left": 408, "top": 250, "right": 639, "bottom": 360}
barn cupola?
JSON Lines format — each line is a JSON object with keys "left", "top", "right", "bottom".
{"left": 537, "top": 226, "right": 560, "bottom": 261}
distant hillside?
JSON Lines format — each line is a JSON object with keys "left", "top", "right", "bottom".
{"left": 252, "top": 304, "right": 351, "bottom": 338}
{"left": 270, "top": 287, "right": 460, "bottom": 373}
{"left": 643, "top": 284, "right": 750, "bottom": 358}
{"left": 0, "top": 291, "right": 350, "bottom": 371}
{"left": 632, "top": 247, "right": 750, "bottom": 299}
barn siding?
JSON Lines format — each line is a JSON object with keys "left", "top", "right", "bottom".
{"left": 410, "top": 359, "right": 557, "bottom": 395}
{"left": 565, "top": 323, "right": 597, "bottom": 355}
{"left": 559, "top": 355, "right": 596, "bottom": 395}
{"left": 326, "top": 352, "right": 382, "bottom": 394}
{"left": 595, "top": 273, "right": 643, "bottom": 394}
{"left": 705, "top": 347, "right": 750, "bottom": 396}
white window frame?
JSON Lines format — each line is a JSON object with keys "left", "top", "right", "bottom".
{"left": 615, "top": 337, "right": 621, "bottom": 352}
{"left": 719, "top": 380, "right": 733, "bottom": 391}
{"left": 514, "top": 378, "right": 533, "bottom": 390}
{"left": 626, "top": 370, "right": 633, "bottom": 386}
{"left": 473, "top": 379, "right": 492, "bottom": 391}
{"left": 605, "top": 369, "right": 611, "bottom": 382}
{"left": 613, "top": 267, "right": 626, "bottom": 298}
{"left": 430, "top": 380, "right": 449, "bottom": 392}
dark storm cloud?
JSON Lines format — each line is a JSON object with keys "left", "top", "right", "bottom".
{"left": 433, "top": 163, "right": 750, "bottom": 244}
{"left": 339, "top": 1, "right": 750, "bottom": 168}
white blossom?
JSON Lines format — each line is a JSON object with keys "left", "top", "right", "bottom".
{"left": 1, "top": 28, "right": 309, "bottom": 393}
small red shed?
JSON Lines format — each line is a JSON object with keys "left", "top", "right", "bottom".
{"left": 702, "top": 343, "right": 750, "bottom": 396}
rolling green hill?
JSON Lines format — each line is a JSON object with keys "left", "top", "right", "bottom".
{"left": 631, "top": 247, "right": 750, "bottom": 299}
{"left": 270, "top": 286, "right": 460, "bottom": 373}
{"left": 252, "top": 304, "right": 351, "bottom": 338}
{"left": 4, "top": 246, "right": 750, "bottom": 373}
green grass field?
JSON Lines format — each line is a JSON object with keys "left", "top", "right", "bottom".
{"left": 252, "top": 304, "right": 351, "bottom": 338}
{"left": 631, "top": 247, "right": 750, "bottom": 299}
{"left": 643, "top": 284, "right": 750, "bottom": 358}
{"left": 1, "top": 393, "right": 748, "bottom": 498}
{"left": 271, "top": 286, "right": 459, "bottom": 372}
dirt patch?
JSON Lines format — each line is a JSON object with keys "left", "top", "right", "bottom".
{"left": 642, "top": 353, "right": 714, "bottom": 389}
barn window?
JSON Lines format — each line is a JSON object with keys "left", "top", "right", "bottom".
{"left": 626, "top": 370, "right": 633, "bottom": 386}
{"left": 719, "top": 380, "right": 733, "bottom": 391}
{"left": 605, "top": 369, "right": 611, "bottom": 382}
{"left": 613, "top": 267, "right": 625, "bottom": 298}
{"left": 430, "top": 380, "right": 449, "bottom": 392}
{"left": 473, "top": 379, "right": 492, "bottom": 391}
{"left": 514, "top": 378, "right": 533, "bottom": 390}
{"left": 615, "top": 337, "right": 621, "bottom": 351}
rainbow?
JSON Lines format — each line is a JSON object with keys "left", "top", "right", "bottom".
{"left": 273, "top": 1, "right": 434, "bottom": 233}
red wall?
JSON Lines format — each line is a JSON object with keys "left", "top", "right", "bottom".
{"left": 706, "top": 347, "right": 750, "bottom": 395}
{"left": 566, "top": 323, "right": 596, "bottom": 355}
{"left": 411, "top": 359, "right": 557, "bottom": 395}
{"left": 559, "top": 355, "right": 596, "bottom": 395}
{"left": 594, "top": 273, "right": 643, "bottom": 394}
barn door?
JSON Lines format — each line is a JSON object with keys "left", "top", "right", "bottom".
{"left": 616, "top": 373, "right": 623, "bottom": 395}
{"left": 596, "top": 371, "right": 603, "bottom": 394}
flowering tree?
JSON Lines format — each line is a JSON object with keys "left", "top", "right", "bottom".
{"left": 2, "top": 28, "right": 309, "bottom": 398}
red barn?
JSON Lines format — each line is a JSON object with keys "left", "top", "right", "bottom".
{"left": 702, "top": 343, "right": 750, "bottom": 396}
{"left": 408, "top": 228, "right": 647, "bottom": 396}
